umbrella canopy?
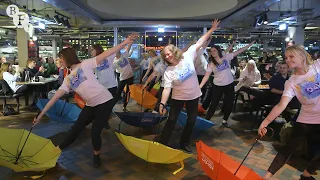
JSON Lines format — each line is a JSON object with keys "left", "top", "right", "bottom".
{"left": 128, "top": 84, "right": 157, "bottom": 109}
{"left": 74, "top": 93, "right": 85, "bottom": 109}
{"left": 177, "top": 111, "right": 215, "bottom": 131}
{"left": 36, "top": 99, "right": 81, "bottom": 123}
{"left": 0, "top": 127, "right": 61, "bottom": 172}
{"left": 196, "top": 141, "right": 262, "bottom": 180}
{"left": 114, "top": 112, "right": 166, "bottom": 128}
{"left": 115, "top": 132, "right": 192, "bottom": 174}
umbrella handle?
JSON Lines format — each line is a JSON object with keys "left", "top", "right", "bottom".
{"left": 15, "top": 112, "right": 40, "bottom": 164}
{"left": 234, "top": 127, "right": 273, "bottom": 175}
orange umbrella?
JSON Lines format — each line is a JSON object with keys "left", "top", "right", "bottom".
{"left": 127, "top": 84, "right": 157, "bottom": 109}
{"left": 74, "top": 93, "right": 85, "bottom": 109}
{"left": 196, "top": 140, "right": 263, "bottom": 180}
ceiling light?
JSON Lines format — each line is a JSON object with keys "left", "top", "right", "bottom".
{"left": 53, "top": 15, "right": 62, "bottom": 25}
{"left": 32, "top": 36, "right": 37, "bottom": 41}
{"left": 158, "top": 37, "right": 163, "bottom": 41}
{"left": 38, "top": 22, "right": 45, "bottom": 29}
{"left": 279, "top": 23, "right": 288, "bottom": 31}
{"left": 158, "top": 27, "right": 165, "bottom": 33}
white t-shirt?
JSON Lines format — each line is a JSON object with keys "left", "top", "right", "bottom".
{"left": 194, "top": 48, "right": 208, "bottom": 76}
{"left": 95, "top": 54, "right": 117, "bottom": 89}
{"left": 282, "top": 59, "right": 320, "bottom": 124}
{"left": 59, "top": 57, "right": 113, "bottom": 107}
{"left": 140, "top": 58, "right": 149, "bottom": 70}
{"left": 113, "top": 51, "right": 134, "bottom": 81}
{"left": 154, "top": 61, "right": 167, "bottom": 87}
{"left": 2, "top": 72, "right": 22, "bottom": 93}
{"left": 206, "top": 53, "right": 234, "bottom": 86}
{"left": 163, "top": 45, "right": 201, "bottom": 100}
{"left": 149, "top": 56, "right": 162, "bottom": 69}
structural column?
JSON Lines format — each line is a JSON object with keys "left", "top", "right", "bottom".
{"left": 17, "top": 28, "right": 28, "bottom": 67}
{"left": 263, "top": 39, "right": 269, "bottom": 52}
{"left": 113, "top": 27, "right": 118, "bottom": 46}
{"left": 288, "top": 26, "right": 305, "bottom": 45}
{"left": 52, "top": 38, "right": 57, "bottom": 60}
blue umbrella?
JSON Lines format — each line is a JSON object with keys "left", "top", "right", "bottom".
{"left": 177, "top": 111, "right": 215, "bottom": 130}
{"left": 36, "top": 99, "right": 81, "bottom": 123}
{"left": 114, "top": 112, "right": 166, "bottom": 128}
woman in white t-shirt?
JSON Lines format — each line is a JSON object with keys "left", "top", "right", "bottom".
{"left": 235, "top": 59, "right": 261, "bottom": 91}
{"left": 138, "top": 53, "right": 150, "bottom": 83}
{"left": 199, "top": 41, "right": 255, "bottom": 128}
{"left": 91, "top": 44, "right": 118, "bottom": 129}
{"left": 33, "top": 33, "right": 138, "bottom": 168}
{"left": 113, "top": 43, "right": 134, "bottom": 112}
{"left": 258, "top": 45, "right": 320, "bottom": 180}
{"left": 158, "top": 19, "right": 220, "bottom": 153}
{"left": 142, "top": 50, "right": 162, "bottom": 91}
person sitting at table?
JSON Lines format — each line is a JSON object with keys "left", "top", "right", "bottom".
{"left": 0, "top": 63, "right": 37, "bottom": 106}
{"left": 44, "top": 57, "right": 58, "bottom": 77}
{"left": 24, "top": 59, "right": 45, "bottom": 80}
{"left": 235, "top": 59, "right": 261, "bottom": 92}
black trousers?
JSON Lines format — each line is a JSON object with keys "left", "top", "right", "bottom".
{"left": 197, "top": 75, "right": 207, "bottom": 103}
{"left": 268, "top": 123, "right": 320, "bottom": 175}
{"left": 59, "top": 100, "right": 113, "bottom": 151}
{"left": 146, "top": 79, "right": 157, "bottom": 92}
{"left": 202, "top": 76, "right": 214, "bottom": 110}
{"left": 108, "top": 86, "right": 117, "bottom": 98}
{"left": 159, "top": 97, "right": 199, "bottom": 146}
{"left": 205, "top": 83, "right": 235, "bottom": 121}
{"left": 115, "top": 77, "right": 133, "bottom": 108}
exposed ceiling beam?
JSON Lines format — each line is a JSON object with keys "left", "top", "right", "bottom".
{"left": 42, "top": 0, "right": 102, "bottom": 24}
{"left": 222, "top": 0, "right": 280, "bottom": 24}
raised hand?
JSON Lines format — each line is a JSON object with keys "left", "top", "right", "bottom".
{"left": 126, "top": 33, "right": 139, "bottom": 43}
{"left": 211, "top": 19, "right": 220, "bottom": 31}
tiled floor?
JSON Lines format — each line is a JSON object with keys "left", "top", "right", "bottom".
{"left": 0, "top": 98, "right": 319, "bottom": 180}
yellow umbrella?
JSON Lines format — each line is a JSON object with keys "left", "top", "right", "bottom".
{"left": 115, "top": 132, "right": 192, "bottom": 175}
{"left": 0, "top": 127, "right": 61, "bottom": 172}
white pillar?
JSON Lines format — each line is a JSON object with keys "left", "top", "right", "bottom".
{"left": 113, "top": 27, "right": 118, "bottom": 46}
{"left": 288, "top": 26, "right": 305, "bottom": 45}
{"left": 263, "top": 39, "right": 269, "bottom": 52}
{"left": 52, "top": 38, "right": 57, "bottom": 60}
{"left": 203, "top": 27, "right": 207, "bottom": 34}
{"left": 17, "top": 28, "right": 28, "bottom": 67}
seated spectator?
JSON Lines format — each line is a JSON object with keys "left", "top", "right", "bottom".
{"left": 44, "top": 57, "right": 58, "bottom": 76}
{"left": 0, "top": 63, "right": 37, "bottom": 106}
{"left": 24, "top": 59, "right": 45, "bottom": 80}
{"left": 235, "top": 59, "right": 261, "bottom": 92}
{"left": 268, "top": 61, "right": 289, "bottom": 104}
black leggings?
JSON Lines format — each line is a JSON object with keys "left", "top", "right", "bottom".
{"left": 268, "top": 123, "right": 320, "bottom": 175}
{"left": 108, "top": 86, "right": 117, "bottom": 98}
{"left": 115, "top": 77, "right": 133, "bottom": 108}
{"left": 197, "top": 75, "right": 207, "bottom": 102}
{"left": 146, "top": 79, "right": 157, "bottom": 92}
{"left": 59, "top": 100, "right": 113, "bottom": 151}
{"left": 202, "top": 76, "right": 214, "bottom": 110}
{"left": 205, "top": 83, "right": 235, "bottom": 121}
{"left": 159, "top": 97, "right": 199, "bottom": 146}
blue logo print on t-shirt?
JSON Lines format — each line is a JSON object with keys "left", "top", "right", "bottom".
{"left": 69, "top": 68, "right": 87, "bottom": 90}
{"left": 96, "top": 60, "right": 109, "bottom": 71}
{"left": 298, "top": 73, "right": 320, "bottom": 99}
{"left": 216, "top": 60, "right": 230, "bottom": 72}
{"left": 119, "top": 58, "right": 129, "bottom": 68}
{"left": 176, "top": 63, "right": 193, "bottom": 82}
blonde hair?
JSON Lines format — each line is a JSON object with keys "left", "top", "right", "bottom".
{"left": 286, "top": 45, "right": 313, "bottom": 66}
{"left": 0, "top": 63, "right": 10, "bottom": 80}
{"left": 161, "top": 44, "right": 183, "bottom": 65}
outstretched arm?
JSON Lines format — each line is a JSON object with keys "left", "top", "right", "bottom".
{"left": 225, "top": 40, "right": 236, "bottom": 54}
{"left": 95, "top": 33, "right": 138, "bottom": 65}
{"left": 194, "top": 19, "right": 220, "bottom": 52}
{"left": 233, "top": 41, "right": 255, "bottom": 57}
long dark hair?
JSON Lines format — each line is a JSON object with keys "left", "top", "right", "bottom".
{"left": 91, "top": 44, "right": 104, "bottom": 56}
{"left": 58, "top": 48, "right": 81, "bottom": 68}
{"left": 209, "top": 45, "right": 223, "bottom": 66}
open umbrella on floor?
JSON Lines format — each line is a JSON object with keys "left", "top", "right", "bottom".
{"left": 115, "top": 132, "right": 192, "bottom": 175}
{"left": 0, "top": 127, "right": 61, "bottom": 173}
{"left": 114, "top": 112, "right": 166, "bottom": 128}
{"left": 36, "top": 99, "right": 81, "bottom": 123}
{"left": 127, "top": 84, "right": 157, "bottom": 109}
{"left": 177, "top": 111, "right": 215, "bottom": 131}
{"left": 196, "top": 139, "right": 263, "bottom": 180}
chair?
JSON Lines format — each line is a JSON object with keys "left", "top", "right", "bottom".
{"left": 0, "top": 80, "right": 27, "bottom": 113}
